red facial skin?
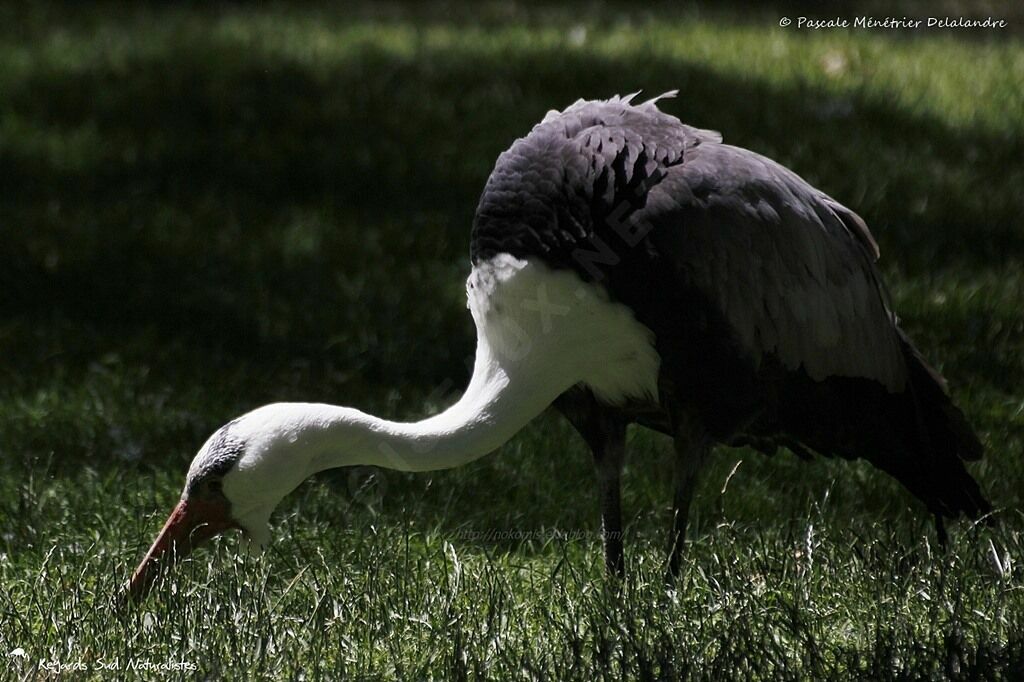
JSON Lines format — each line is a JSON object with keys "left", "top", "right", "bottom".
{"left": 128, "top": 492, "right": 238, "bottom": 600}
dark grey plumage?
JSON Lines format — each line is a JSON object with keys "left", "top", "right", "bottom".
{"left": 186, "top": 423, "right": 245, "bottom": 492}
{"left": 471, "top": 93, "right": 988, "bottom": 573}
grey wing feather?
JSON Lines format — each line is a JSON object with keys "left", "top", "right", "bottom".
{"left": 649, "top": 143, "right": 907, "bottom": 391}
{"left": 472, "top": 94, "right": 711, "bottom": 263}
{"left": 473, "top": 94, "right": 905, "bottom": 392}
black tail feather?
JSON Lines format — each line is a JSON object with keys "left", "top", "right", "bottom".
{"left": 771, "top": 333, "right": 991, "bottom": 522}
{"left": 898, "top": 333, "right": 990, "bottom": 519}
{"left": 899, "top": 332, "right": 984, "bottom": 461}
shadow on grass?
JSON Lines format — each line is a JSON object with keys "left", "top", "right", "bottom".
{"left": 3, "top": 41, "right": 1021, "bottom": 333}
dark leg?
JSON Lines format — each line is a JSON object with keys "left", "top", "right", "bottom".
{"left": 555, "top": 390, "right": 628, "bottom": 578}
{"left": 934, "top": 513, "right": 949, "bottom": 550}
{"left": 667, "top": 421, "right": 708, "bottom": 578}
{"left": 594, "top": 423, "right": 627, "bottom": 577}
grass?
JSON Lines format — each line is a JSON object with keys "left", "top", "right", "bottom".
{"left": 1, "top": 1, "right": 1023, "bottom": 678}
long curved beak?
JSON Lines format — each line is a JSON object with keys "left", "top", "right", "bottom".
{"left": 128, "top": 496, "right": 235, "bottom": 600}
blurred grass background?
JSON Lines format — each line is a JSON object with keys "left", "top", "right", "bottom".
{"left": 0, "top": 1, "right": 1022, "bottom": 678}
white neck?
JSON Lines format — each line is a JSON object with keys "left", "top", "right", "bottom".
{"left": 307, "top": 332, "right": 563, "bottom": 473}
{"left": 308, "top": 258, "right": 659, "bottom": 477}
{"left": 217, "top": 257, "right": 660, "bottom": 543}
{"left": 249, "top": 256, "right": 660, "bottom": 480}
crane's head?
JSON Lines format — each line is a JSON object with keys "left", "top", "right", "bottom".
{"left": 127, "top": 405, "right": 321, "bottom": 600}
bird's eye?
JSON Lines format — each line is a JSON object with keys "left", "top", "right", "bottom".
{"left": 207, "top": 479, "right": 223, "bottom": 494}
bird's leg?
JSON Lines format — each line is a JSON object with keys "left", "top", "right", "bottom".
{"left": 934, "top": 513, "right": 949, "bottom": 551}
{"left": 593, "top": 422, "right": 627, "bottom": 577}
{"left": 554, "top": 390, "right": 628, "bottom": 577}
{"left": 667, "top": 425, "right": 708, "bottom": 579}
